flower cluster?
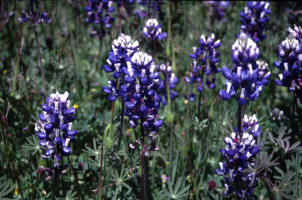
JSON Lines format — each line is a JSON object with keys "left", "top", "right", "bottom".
{"left": 216, "top": 114, "right": 261, "bottom": 199}
{"left": 103, "top": 33, "right": 139, "bottom": 101}
{"left": 124, "top": 51, "right": 162, "bottom": 154}
{"left": 206, "top": 1, "right": 230, "bottom": 21}
{"left": 18, "top": 11, "right": 51, "bottom": 25}
{"left": 157, "top": 63, "right": 178, "bottom": 106}
{"left": 240, "top": 1, "right": 271, "bottom": 43}
{"left": 35, "top": 92, "right": 77, "bottom": 169}
{"left": 219, "top": 32, "right": 271, "bottom": 105}
{"left": 143, "top": 18, "right": 167, "bottom": 40}
{"left": 185, "top": 34, "right": 221, "bottom": 99}
{"left": 274, "top": 25, "right": 302, "bottom": 100}
{"left": 84, "top": 0, "right": 115, "bottom": 37}
{"left": 136, "top": 0, "right": 162, "bottom": 14}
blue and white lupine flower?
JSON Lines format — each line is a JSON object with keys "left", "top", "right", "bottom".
{"left": 274, "top": 26, "right": 302, "bottom": 100}
{"left": 143, "top": 18, "right": 167, "bottom": 40}
{"left": 124, "top": 51, "right": 162, "bottom": 154}
{"left": 288, "top": 24, "right": 302, "bottom": 41}
{"left": 206, "top": 1, "right": 230, "bottom": 21}
{"left": 35, "top": 91, "right": 77, "bottom": 169}
{"left": 157, "top": 63, "right": 178, "bottom": 106}
{"left": 136, "top": 0, "right": 165, "bottom": 13}
{"left": 216, "top": 114, "right": 261, "bottom": 200}
{"left": 219, "top": 32, "right": 271, "bottom": 105}
{"left": 19, "top": 11, "right": 51, "bottom": 25}
{"left": 85, "top": 0, "right": 115, "bottom": 37}
{"left": 185, "top": 33, "right": 221, "bottom": 99}
{"left": 240, "top": 1, "right": 271, "bottom": 43}
{"left": 103, "top": 33, "right": 139, "bottom": 101}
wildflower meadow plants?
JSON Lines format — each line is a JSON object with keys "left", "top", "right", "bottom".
{"left": 1, "top": 1, "right": 302, "bottom": 200}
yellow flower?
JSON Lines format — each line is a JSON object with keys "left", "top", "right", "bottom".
{"left": 73, "top": 104, "right": 79, "bottom": 109}
{"left": 166, "top": 161, "right": 170, "bottom": 165}
{"left": 91, "top": 88, "right": 97, "bottom": 93}
{"left": 14, "top": 187, "right": 18, "bottom": 195}
{"left": 3, "top": 69, "right": 7, "bottom": 75}
{"left": 184, "top": 99, "right": 188, "bottom": 105}
{"left": 42, "top": 189, "right": 47, "bottom": 195}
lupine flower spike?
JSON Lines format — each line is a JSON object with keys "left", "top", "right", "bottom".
{"left": 19, "top": 10, "right": 51, "bottom": 25}
{"left": 103, "top": 33, "right": 139, "bottom": 101}
{"left": 206, "top": 1, "right": 230, "bottom": 21}
{"left": 136, "top": 0, "right": 162, "bottom": 19}
{"left": 35, "top": 91, "right": 77, "bottom": 174}
{"left": 185, "top": 33, "right": 221, "bottom": 101}
{"left": 125, "top": 51, "right": 162, "bottom": 154}
{"left": 18, "top": 0, "right": 51, "bottom": 25}
{"left": 219, "top": 32, "right": 271, "bottom": 105}
{"left": 216, "top": 114, "right": 261, "bottom": 199}
{"left": 157, "top": 63, "right": 178, "bottom": 106}
{"left": 240, "top": 1, "right": 271, "bottom": 43}
{"left": 84, "top": 0, "right": 115, "bottom": 37}
{"left": 274, "top": 25, "right": 302, "bottom": 101}
{"left": 143, "top": 18, "right": 167, "bottom": 40}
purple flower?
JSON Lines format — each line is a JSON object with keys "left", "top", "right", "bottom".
{"left": 85, "top": 0, "right": 115, "bottom": 37}
{"left": 103, "top": 33, "right": 139, "bottom": 101}
{"left": 240, "top": 1, "right": 271, "bottom": 43}
{"left": 216, "top": 114, "right": 261, "bottom": 199}
{"left": 274, "top": 25, "right": 302, "bottom": 100}
{"left": 206, "top": 1, "right": 230, "bottom": 21}
{"left": 143, "top": 18, "right": 167, "bottom": 40}
{"left": 219, "top": 32, "right": 271, "bottom": 105}
{"left": 124, "top": 51, "right": 162, "bottom": 154}
{"left": 35, "top": 92, "right": 77, "bottom": 170}
{"left": 18, "top": 11, "right": 51, "bottom": 25}
{"left": 157, "top": 63, "right": 178, "bottom": 106}
{"left": 186, "top": 33, "right": 221, "bottom": 96}
{"left": 136, "top": 0, "right": 162, "bottom": 13}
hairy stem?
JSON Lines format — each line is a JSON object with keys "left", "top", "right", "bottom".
{"left": 152, "top": 40, "right": 156, "bottom": 61}
{"left": 260, "top": 175, "right": 275, "bottom": 200}
{"left": 169, "top": 121, "right": 173, "bottom": 177}
{"left": 237, "top": 103, "right": 242, "bottom": 138}
{"left": 33, "top": 27, "right": 45, "bottom": 90}
{"left": 140, "top": 125, "right": 147, "bottom": 200}
{"left": 109, "top": 101, "right": 115, "bottom": 139}
{"left": 117, "top": 102, "right": 124, "bottom": 149}
{"left": 12, "top": 23, "right": 23, "bottom": 96}
{"left": 68, "top": 156, "right": 81, "bottom": 199}
{"left": 51, "top": 172, "right": 57, "bottom": 200}
{"left": 98, "top": 120, "right": 105, "bottom": 200}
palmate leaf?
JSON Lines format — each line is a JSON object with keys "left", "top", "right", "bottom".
{"left": 21, "top": 135, "right": 42, "bottom": 156}
{"left": 104, "top": 164, "right": 135, "bottom": 200}
{"left": 64, "top": 189, "right": 77, "bottom": 200}
{"left": 255, "top": 151, "right": 279, "bottom": 174}
{"left": 0, "top": 179, "right": 16, "bottom": 200}
{"left": 162, "top": 154, "right": 190, "bottom": 199}
{"left": 268, "top": 130, "right": 302, "bottom": 154}
{"left": 273, "top": 168, "right": 296, "bottom": 200}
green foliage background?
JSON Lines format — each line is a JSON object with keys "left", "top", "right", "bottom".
{"left": 0, "top": 1, "right": 302, "bottom": 199}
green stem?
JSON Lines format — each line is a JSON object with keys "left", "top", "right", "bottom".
{"left": 68, "top": 156, "right": 81, "bottom": 199}
{"left": 51, "top": 172, "right": 57, "bottom": 200}
{"left": 98, "top": 120, "right": 105, "bottom": 200}
{"left": 237, "top": 103, "right": 242, "bottom": 138}
{"left": 33, "top": 27, "right": 45, "bottom": 90}
{"left": 12, "top": 23, "right": 23, "bottom": 96}
{"left": 109, "top": 101, "right": 115, "bottom": 139}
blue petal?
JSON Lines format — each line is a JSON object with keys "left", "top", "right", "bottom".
{"left": 219, "top": 89, "right": 231, "bottom": 100}
{"left": 222, "top": 67, "right": 232, "bottom": 79}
